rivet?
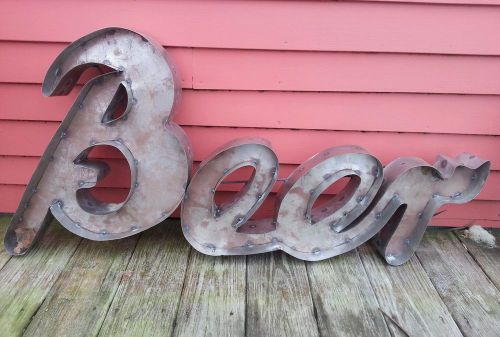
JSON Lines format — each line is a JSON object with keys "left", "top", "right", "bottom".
{"left": 452, "top": 192, "right": 462, "bottom": 198}
{"left": 24, "top": 202, "right": 30, "bottom": 209}
{"left": 132, "top": 97, "right": 138, "bottom": 105}
{"left": 78, "top": 103, "right": 84, "bottom": 109}
{"left": 206, "top": 244, "right": 216, "bottom": 253}
{"left": 312, "top": 248, "right": 321, "bottom": 255}
{"left": 252, "top": 160, "right": 258, "bottom": 166}
{"left": 55, "top": 67, "right": 62, "bottom": 76}
{"left": 126, "top": 78, "right": 132, "bottom": 85}
{"left": 432, "top": 193, "right": 439, "bottom": 199}
{"left": 257, "top": 194, "right": 262, "bottom": 200}
{"left": 249, "top": 224, "right": 257, "bottom": 229}
{"left": 134, "top": 159, "right": 139, "bottom": 166}
{"left": 134, "top": 182, "right": 139, "bottom": 188}
{"left": 60, "top": 131, "right": 67, "bottom": 139}
{"left": 78, "top": 180, "right": 85, "bottom": 187}
{"left": 471, "top": 173, "right": 478, "bottom": 181}
{"left": 103, "top": 59, "right": 110, "bottom": 65}
{"left": 375, "top": 212, "right": 382, "bottom": 219}
{"left": 417, "top": 212, "right": 423, "bottom": 219}
{"left": 440, "top": 160, "right": 448, "bottom": 168}
{"left": 74, "top": 222, "right": 81, "bottom": 228}
{"left": 246, "top": 241, "right": 254, "bottom": 248}
{"left": 404, "top": 239, "right": 411, "bottom": 245}
{"left": 357, "top": 196, "right": 364, "bottom": 203}
{"left": 223, "top": 169, "right": 229, "bottom": 174}
{"left": 115, "top": 138, "right": 124, "bottom": 144}
{"left": 118, "top": 66, "right": 125, "bottom": 72}
{"left": 90, "top": 139, "right": 97, "bottom": 145}
{"left": 131, "top": 225, "right": 138, "bottom": 231}
{"left": 211, "top": 188, "right": 216, "bottom": 194}
{"left": 32, "top": 187, "right": 38, "bottom": 193}
{"left": 100, "top": 230, "right": 108, "bottom": 235}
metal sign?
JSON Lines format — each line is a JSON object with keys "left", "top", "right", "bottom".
{"left": 4, "top": 28, "right": 490, "bottom": 266}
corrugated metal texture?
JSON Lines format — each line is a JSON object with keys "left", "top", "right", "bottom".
{"left": 0, "top": 0, "right": 499, "bottom": 226}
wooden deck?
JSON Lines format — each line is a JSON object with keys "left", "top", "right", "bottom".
{"left": 0, "top": 215, "right": 499, "bottom": 337}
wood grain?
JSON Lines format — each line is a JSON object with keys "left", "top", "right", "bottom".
{"left": 246, "top": 252, "right": 319, "bottom": 337}
{"left": 0, "top": 215, "right": 12, "bottom": 271}
{"left": 417, "top": 231, "right": 500, "bottom": 336}
{"left": 306, "top": 250, "right": 391, "bottom": 337}
{"left": 96, "top": 221, "right": 190, "bottom": 337}
{"left": 358, "top": 243, "right": 463, "bottom": 337}
{"left": 21, "top": 236, "right": 138, "bottom": 337}
{"left": 173, "top": 253, "right": 246, "bottom": 337}
{"left": 0, "top": 221, "right": 81, "bottom": 337}
{"left": 456, "top": 230, "right": 500, "bottom": 290}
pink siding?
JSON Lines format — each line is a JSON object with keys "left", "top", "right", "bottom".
{"left": 0, "top": 0, "right": 499, "bottom": 227}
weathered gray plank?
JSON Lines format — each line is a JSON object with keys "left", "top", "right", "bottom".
{"left": 97, "top": 221, "right": 190, "bottom": 337}
{"left": 246, "top": 252, "right": 319, "bottom": 337}
{"left": 0, "top": 214, "right": 13, "bottom": 270}
{"left": 306, "top": 250, "right": 392, "bottom": 337}
{"left": 456, "top": 230, "right": 500, "bottom": 291}
{"left": 0, "top": 221, "right": 81, "bottom": 337}
{"left": 22, "top": 235, "right": 138, "bottom": 337}
{"left": 359, "top": 243, "right": 463, "bottom": 337}
{"left": 173, "top": 253, "right": 246, "bottom": 337}
{"left": 417, "top": 231, "right": 500, "bottom": 337}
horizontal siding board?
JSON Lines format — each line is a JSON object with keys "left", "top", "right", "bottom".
{"left": 0, "top": 156, "right": 498, "bottom": 201}
{"left": 0, "top": 185, "right": 498, "bottom": 225}
{"left": 1, "top": 121, "right": 498, "bottom": 169}
{"left": 4, "top": 43, "right": 500, "bottom": 94}
{"left": 354, "top": 0, "right": 500, "bottom": 5}
{"left": 1, "top": 84, "right": 500, "bottom": 136}
{"left": 2, "top": 1, "right": 500, "bottom": 55}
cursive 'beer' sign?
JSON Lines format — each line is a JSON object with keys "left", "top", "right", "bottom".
{"left": 4, "top": 28, "right": 490, "bottom": 266}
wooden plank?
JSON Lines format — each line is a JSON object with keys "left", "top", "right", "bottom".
{"left": 2, "top": 157, "right": 497, "bottom": 201}
{"left": 3, "top": 84, "right": 500, "bottom": 136}
{"left": 0, "top": 221, "right": 81, "bottom": 337}
{"left": 456, "top": 230, "right": 500, "bottom": 290}
{"left": 306, "top": 250, "right": 392, "bottom": 337}
{"left": 173, "top": 253, "right": 246, "bottom": 337}
{"left": 0, "top": 215, "right": 12, "bottom": 270}
{"left": 356, "top": 0, "right": 500, "bottom": 5}
{"left": 1, "top": 122, "right": 499, "bottom": 170}
{"left": 0, "top": 42, "right": 193, "bottom": 88}
{"left": 21, "top": 236, "right": 138, "bottom": 337}
{"left": 416, "top": 231, "right": 500, "bottom": 336}
{"left": 4, "top": 43, "right": 500, "bottom": 95}
{"left": 246, "top": 252, "right": 319, "bottom": 337}
{"left": 2, "top": 1, "right": 500, "bottom": 55}
{"left": 358, "top": 243, "right": 464, "bottom": 337}
{"left": 193, "top": 48, "right": 500, "bottom": 94}
{"left": 96, "top": 221, "right": 190, "bottom": 337}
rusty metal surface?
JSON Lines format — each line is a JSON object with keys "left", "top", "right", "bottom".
{"left": 3, "top": 27, "right": 491, "bottom": 267}
{"left": 181, "top": 140, "right": 490, "bottom": 264}
{"left": 372, "top": 154, "right": 490, "bottom": 266}
{"left": 4, "top": 28, "right": 192, "bottom": 255}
